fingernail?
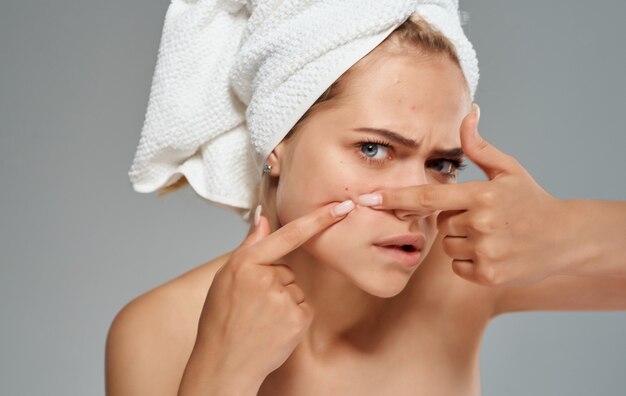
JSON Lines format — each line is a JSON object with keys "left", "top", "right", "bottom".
{"left": 472, "top": 103, "right": 481, "bottom": 124}
{"left": 357, "top": 193, "right": 382, "bottom": 207}
{"left": 331, "top": 200, "right": 355, "bottom": 217}
{"left": 254, "top": 204, "right": 262, "bottom": 227}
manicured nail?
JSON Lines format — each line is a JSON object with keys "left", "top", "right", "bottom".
{"left": 358, "top": 193, "right": 382, "bottom": 206}
{"left": 472, "top": 103, "right": 481, "bottom": 123}
{"left": 254, "top": 204, "right": 262, "bottom": 227}
{"left": 331, "top": 200, "right": 355, "bottom": 217}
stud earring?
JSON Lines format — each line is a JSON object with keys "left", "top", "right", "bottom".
{"left": 263, "top": 163, "right": 272, "bottom": 174}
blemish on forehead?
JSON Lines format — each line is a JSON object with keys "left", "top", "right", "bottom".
{"left": 410, "top": 104, "right": 416, "bottom": 111}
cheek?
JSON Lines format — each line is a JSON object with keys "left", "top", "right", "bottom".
{"left": 276, "top": 147, "right": 377, "bottom": 224}
{"left": 300, "top": 208, "right": 378, "bottom": 274}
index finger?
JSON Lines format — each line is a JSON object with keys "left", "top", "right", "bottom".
{"left": 361, "top": 182, "right": 485, "bottom": 213}
{"left": 240, "top": 200, "right": 355, "bottom": 265}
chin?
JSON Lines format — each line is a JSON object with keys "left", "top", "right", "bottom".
{"left": 304, "top": 238, "right": 418, "bottom": 299}
{"left": 355, "top": 276, "right": 412, "bottom": 298}
{"left": 336, "top": 259, "right": 415, "bottom": 299}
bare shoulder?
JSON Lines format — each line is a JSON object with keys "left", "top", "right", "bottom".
{"left": 105, "top": 250, "right": 233, "bottom": 396}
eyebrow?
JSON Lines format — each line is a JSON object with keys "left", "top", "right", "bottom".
{"left": 352, "top": 127, "right": 464, "bottom": 158}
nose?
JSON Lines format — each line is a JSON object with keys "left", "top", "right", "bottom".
{"left": 393, "top": 207, "right": 436, "bottom": 221}
{"left": 387, "top": 166, "right": 435, "bottom": 221}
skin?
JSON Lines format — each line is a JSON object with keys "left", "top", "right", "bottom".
{"left": 263, "top": 46, "right": 473, "bottom": 351}
{"left": 359, "top": 129, "right": 626, "bottom": 285}
{"left": 105, "top": 41, "right": 626, "bottom": 396}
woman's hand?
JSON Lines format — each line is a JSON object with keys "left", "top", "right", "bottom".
{"left": 180, "top": 200, "right": 355, "bottom": 395}
{"left": 357, "top": 104, "right": 574, "bottom": 288}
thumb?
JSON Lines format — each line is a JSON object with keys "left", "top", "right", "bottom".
{"left": 460, "top": 103, "right": 518, "bottom": 180}
{"left": 239, "top": 205, "right": 271, "bottom": 249}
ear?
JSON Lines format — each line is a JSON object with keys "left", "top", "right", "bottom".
{"left": 265, "top": 139, "right": 288, "bottom": 176}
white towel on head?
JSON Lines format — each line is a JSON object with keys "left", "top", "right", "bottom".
{"left": 128, "top": 0, "right": 479, "bottom": 222}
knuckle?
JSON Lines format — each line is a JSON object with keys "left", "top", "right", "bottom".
{"left": 475, "top": 139, "right": 493, "bottom": 157}
{"left": 289, "top": 310, "right": 308, "bottom": 329}
{"left": 477, "top": 189, "right": 497, "bottom": 206}
{"left": 230, "top": 249, "right": 251, "bottom": 266}
{"left": 256, "top": 271, "right": 274, "bottom": 289}
{"left": 473, "top": 240, "right": 496, "bottom": 261}
{"left": 487, "top": 243, "right": 504, "bottom": 262}
{"left": 475, "top": 137, "right": 490, "bottom": 152}
{"left": 475, "top": 263, "right": 500, "bottom": 286}
{"left": 419, "top": 187, "right": 437, "bottom": 209}
{"left": 469, "top": 215, "right": 495, "bottom": 234}
{"left": 312, "top": 211, "right": 330, "bottom": 229}
{"left": 278, "top": 227, "right": 304, "bottom": 250}
{"left": 230, "top": 263, "right": 250, "bottom": 283}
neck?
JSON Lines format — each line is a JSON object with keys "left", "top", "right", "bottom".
{"left": 282, "top": 247, "right": 390, "bottom": 357}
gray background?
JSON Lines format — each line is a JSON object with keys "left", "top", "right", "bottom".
{"left": 1, "top": 0, "right": 625, "bottom": 395}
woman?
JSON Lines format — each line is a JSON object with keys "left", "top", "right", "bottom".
{"left": 106, "top": 3, "right": 626, "bottom": 396}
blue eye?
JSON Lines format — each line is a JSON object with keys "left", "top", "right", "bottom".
{"left": 359, "top": 142, "right": 389, "bottom": 160}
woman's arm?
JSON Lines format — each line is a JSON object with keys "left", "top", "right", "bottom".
{"left": 492, "top": 274, "right": 626, "bottom": 316}
{"left": 492, "top": 199, "right": 626, "bottom": 316}
{"left": 359, "top": 109, "right": 626, "bottom": 289}
{"left": 178, "top": 341, "right": 261, "bottom": 396}
{"left": 554, "top": 199, "right": 626, "bottom": 278}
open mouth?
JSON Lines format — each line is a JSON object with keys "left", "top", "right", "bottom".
{"left": 395, "top": 244, "right": 418, "bottom": 252}
{"left": 373, "top": 234, "right": 425, "bottom": 252}
{"left": 374, "top": 244, "right": 422, "bottom": 269}
{"left": 377, "top": 244, "right": 418, "bottom": 253}
{"left": 372, "top": 233, "right": 425, "bottom": 269}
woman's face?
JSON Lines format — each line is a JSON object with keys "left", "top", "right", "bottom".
{"left": 272, "top": 46, "right": 472, "bottom": 298}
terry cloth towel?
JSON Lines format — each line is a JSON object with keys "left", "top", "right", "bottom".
{"left": 127, "top": 0, "right": 479, "bottom": 221}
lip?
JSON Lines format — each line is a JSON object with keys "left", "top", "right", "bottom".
{"left": 373, "top": 234, "right": 426, "bottom": 269}
{"left": 374, "top": 245, "right": 422, "bottom": 269}
{"left": 373, "top": 234, "right": 426, "bottom": 251}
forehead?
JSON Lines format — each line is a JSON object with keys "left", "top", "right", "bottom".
{"left": 330, "top": 48, "right": 471, "bottom": 145}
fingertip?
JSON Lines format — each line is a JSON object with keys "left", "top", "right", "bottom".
{"left": 460, "top": 114, "right": 478, "bottom": 149}
{"left": 254, "top": 204, "right": 262, "bottom": 227}
{"left": 472, "top": 103, "right": 480, "bottom": 124}
{"left": 460, "top": 113, "right": 475, "bottom": 135}
{"left": 240, "top": 214, "right": 271, "bottom": 249}
{"left": 461, "top": 121, "right": 474, "bottom": 154}
{"left": 331, "top": 199, "right": 355, "bottom": 217}
{"left": 357, "top": 193, "right": 382, "bottom": 207}
{"left": 256, "top": 214, "right": 271, "bottom": 236}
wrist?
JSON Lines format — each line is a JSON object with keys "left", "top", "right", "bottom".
{"left": 179, "top": 344, "right": 264, "bottom": 396}
{"left": 553, "top": 199, "right": 603, "bottom": 276}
